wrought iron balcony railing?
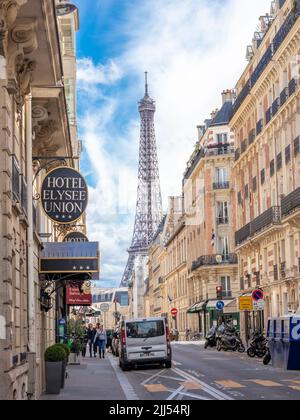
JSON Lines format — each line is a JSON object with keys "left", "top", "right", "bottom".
{"left": 216, "top": 217, "right": 229, "bottom": 225}
{"left": 21, "top": 176, "right": 27, "bottom": 215}
{"left": 192, "top": 253, "right": 238, "bottom": 271}
{"left": 235, "top": 148, "right": 241, "bottom": 161}
{"left": 213, "top": 181, "right": 230, "bottom": 190}
{"left": 272, "top": 98, "right": 280, "bottom": 117}
{"left": 266, "top": 107, "right": 272, "bottom": 125}
{"left": 235, "top": 206, "right": 281, "bottom": 246}
{"left": 280, "top": 87, "right": 289, "bottom": 106}
{"left": 256, "top": 119, "right": 263, "bottom": 136}
{"left": 249, "top": 129, "right": 256, "bottom": 145}
{"left": 241, "top": 139, "right": 247, "bottom": 154}
{"left": 281, "top": 186, "right": 300, "bottom": 218}
{"left": 289, "top": 77, "right": 297, "bottom": 96}
{"left": 232, "top": 2, "right": 300, "bottom": 118}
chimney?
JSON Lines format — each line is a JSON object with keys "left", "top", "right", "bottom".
{"left": 210, "top": 109, "right": 218, "bottom": 120}
{"left": 221, "top": 89, "right": 236, "bottom": 105}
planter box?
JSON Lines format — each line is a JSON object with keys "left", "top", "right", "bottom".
{"left": 46, "top": 362, "right": 63, "bottom": 395}
{"left": 68, "top": 353, "right": 81, "bottom": 365}
{"left": 61, "top": 360, "right": 67, "bottom": 388}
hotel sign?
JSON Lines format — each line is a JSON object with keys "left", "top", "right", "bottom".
{"left": 63, "top": 232, "right": 89, "bottom": 243}
{"left": 67, "top": 283, "right": 92, "bottom": 307}
{"left": 41, "top": 167, "right": 88, "bottom": 224}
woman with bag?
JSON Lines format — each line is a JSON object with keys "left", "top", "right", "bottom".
{"left": 94, "top": 324, "right": 107, "bottom": 359}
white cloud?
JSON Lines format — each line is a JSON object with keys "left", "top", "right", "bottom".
{"left": 78, "top": 0, "right": 273, "bottom": 285}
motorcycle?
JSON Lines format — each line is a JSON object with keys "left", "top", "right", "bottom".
{"left": 263, "top": 341, "right": 272, "bottom": 365}
{"left": 217, "top": 326, "right": 245, "bottom": 353}
{"left": 204, "top": 326, "right": 217, "bottom": 349}
{"left": 247, "top": 331, "right": 267, "bottom": 358}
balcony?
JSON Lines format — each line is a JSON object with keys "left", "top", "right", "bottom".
{"left": 289, "top": 77, "right": 297, "bottom": 96}
{"left": 281, "top": 186, "right": 300, "bottom": 218}
{"left": 192, "top": 253, "right": 238, "bottom": 271}
{"left": 272, "top": 98, "right": 280, "bottom": 117}
{"left": 235, "top": 206, "right": 281, "bottom": 246}
{"left": 266, "top": 107, "right": 272, "bottom": 125}
{"left": 251, "top": 206, "right": 281, "bottom": 237}
{"left": 280, "top": 87, "right": 289, "bottom": 106}
{"left": 235, "top": 223, "right": 251, "bottom": 246}
{"left": 213, "top": 181, "right": 230, "bottom": 190}
{"left": 231, "top": 4, "right": 300, "bottom": 118}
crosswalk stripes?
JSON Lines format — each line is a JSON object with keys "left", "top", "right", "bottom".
{"left": 248, "top": 380, "right": 282, "bottom": 387}
{"left": 215, "top": 380, "right": 246, "bottom": 389}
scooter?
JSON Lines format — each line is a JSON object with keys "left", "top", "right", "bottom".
{"left": 263, "top": 341, "right": 271, "bottom": 365}
{"left": 247, "top": 331, "right": 267, "bottom": 358}
{"left": 204, "top": 326, "right": 217, "bottom": 349}
{"left": 217, "top": 327, "right": 245, "bottom": 353}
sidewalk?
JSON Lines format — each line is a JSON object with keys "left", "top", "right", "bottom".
{"left": 41, "top": 354, "right": 127, "bottom": 400}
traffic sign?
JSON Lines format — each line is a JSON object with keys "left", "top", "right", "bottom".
{"left": 100, "top": 303, "right": 110, "bottom": 313}
{"left": 252, "top": 289, "right": 264, "bottom": 302}
{"left": 216, "top": 301, "right": 225, "bottom": 311}
{"left": 254, "top": 299, "right": 266, "bottom": 311}
{"left": 171, "top": 308, "right": 178, "bottom": 317}
{"left": 239, "top": 296, "right": 254, "bottom": 311}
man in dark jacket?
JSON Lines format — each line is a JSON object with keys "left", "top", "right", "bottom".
{"left": 87, "top": 324, "right": 97, "bottom": 357}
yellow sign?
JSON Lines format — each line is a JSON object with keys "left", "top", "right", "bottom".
{"left": 239, "top": 296, "right": 253, "bottom": 311}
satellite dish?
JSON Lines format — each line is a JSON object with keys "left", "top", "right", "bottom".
{"left": 56, "top": 3, "right": 78, "bottom": 16}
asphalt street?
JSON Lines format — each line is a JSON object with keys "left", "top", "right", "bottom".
{"left": 113, "top": 342, "right": 300, "bottom": 401}
{"left": 42, "top": 342, "right": 300, "bottom": 400}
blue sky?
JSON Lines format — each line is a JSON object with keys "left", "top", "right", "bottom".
{"left": 72, "top": 0, "right": 271, "bottom": 288}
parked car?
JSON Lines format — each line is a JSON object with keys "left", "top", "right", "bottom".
{"left": 119, "top": 317, "right": 172, "bottom": 371}
{"left": 112, "top": 328, "right": 120, "bottom": 357}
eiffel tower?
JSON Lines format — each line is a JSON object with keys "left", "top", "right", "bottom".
{"left": 120, "top": 73, "right": 163, "bottom": 287}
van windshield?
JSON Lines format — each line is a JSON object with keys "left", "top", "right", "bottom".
{"left": 126, "top": 321, "right": 165, "bottom": 339}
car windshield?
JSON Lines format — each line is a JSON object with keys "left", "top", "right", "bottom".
{"left": 126, "top": 321, "right": 165, "bottom": 339}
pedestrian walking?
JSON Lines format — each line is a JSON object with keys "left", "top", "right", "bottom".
{"left": 94, "top": 324, "right": 107, "bottom": 359}
{"left": 87, "top": 324, "right": 97, "bottom": 357}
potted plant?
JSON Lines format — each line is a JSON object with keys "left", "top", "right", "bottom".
{"left": 44, "top": 344, "right": 67, "bottom": 395}
{"left": 56, "top": 343, "right": 70, "bottom": 389}
{"left": 67, "top": 320, "right": 86, "bottom": 365}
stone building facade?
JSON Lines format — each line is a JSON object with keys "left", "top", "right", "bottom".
{"left": 230, "top": 0, "right": 300, "bottom": 340}
{"left": 0, "top": 0, "right": 81, "bottom": 400}
{"left": 184, "top": 91, "right": 240, "bottom": 336}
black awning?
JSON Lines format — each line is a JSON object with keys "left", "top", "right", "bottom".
{"left": 39, "top": 242, "right": 99, "bottom": 280}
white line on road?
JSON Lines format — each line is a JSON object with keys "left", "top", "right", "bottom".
{"left": 108, "top": 356, "right": 139, "bottom": 401}
{"left": 166, "top": 385, "right": 185, "bottom": 400}
{"left": 141, "top": 369, "right": 167, "bottom": 386}
{"left": 173, "top": 368, "right": 234, "bottom": 401}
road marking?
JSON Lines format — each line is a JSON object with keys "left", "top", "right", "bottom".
{"left": 181, "top": 381, "right": 203, "bottom": 390}
{"left": 173, "top": 361, "right": 182, "bottom": 366}
{"left": 173, "top": 368, "right": 234, "bottom": 400}
{"left": 108, "top": 355, "right": 139, "bottom": 400}
{"left": 215, "top": 380, "right": 246, "bottom": 389}
{"left": 144, "top": 384, "right": 168, "bottom": 393}
{"left": 248, "top": 380, "right": 282, "bottom": 387}
{"left": 168, "top": 388, "right": 211, "bottom": 401}
{"left": 289, "top": 386, "right": 300, "bottom": 391}
{"left": 166, "top": 385, "right": 185, "bottom": 400}
{"left": 283, "top": 380, "right": 300, "bottom": 385}
{"left": 141, "top": 369, "right": 167, "bottom": 386}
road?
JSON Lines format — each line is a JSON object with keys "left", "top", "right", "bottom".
{"left": 110, "top": 342, "right": 300, "bottom": 401}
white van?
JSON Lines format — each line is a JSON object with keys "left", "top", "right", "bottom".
{"left": 119, "top": 317, "right": 172, "bottom": 371}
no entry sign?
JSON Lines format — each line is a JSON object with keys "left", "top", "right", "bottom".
{"left": 252, "top": 289, "right": 264, "bottom": 302}
{"left": 171, "top": 308, "right": 178, "bottom": 317}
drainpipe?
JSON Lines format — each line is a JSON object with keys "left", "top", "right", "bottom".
{"left": 25, "top": 93, "right": 35, "bottom": 353}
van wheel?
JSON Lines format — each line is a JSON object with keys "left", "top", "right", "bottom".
{"left": 165, "top": 361, "right": 172, "bottom": 369}
{"left": 120, "top": 361, "right": 130, "bottom": 371}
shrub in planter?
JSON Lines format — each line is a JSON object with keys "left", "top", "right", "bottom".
{"left": 56, "top": 344, "right": 70, "bottom": 389}
{"left": 44, "top": 345, "right": 67, "bottom": 395}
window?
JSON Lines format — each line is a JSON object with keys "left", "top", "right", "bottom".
{"left": 126, "top": 321, "right": 165, "bottom": 339}
{"left": 215, "top": 167, "right": 228, "bottom": 183}
{"left": 217, "top": 133, "right": 228, "bottom": 145}
{"left": 61, "top": 19, "right": 75, "bottom": 56}
{"left": 218, "top": 237, "right": 229, "bottom": 258}
{"left": 65, "top": 78, "right": 76, "bottom": 124}
{"left": 221, "top": 276, "right": 232, "bottom": 298}
{"left": 216, "top": 202, "right": 229, "bottom": 224}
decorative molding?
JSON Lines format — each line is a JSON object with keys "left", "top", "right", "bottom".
{"left": 0, "top": 0, "right": 27, "bottom": 57}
